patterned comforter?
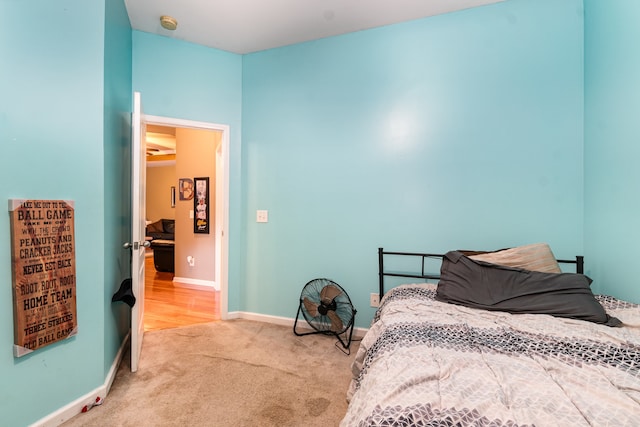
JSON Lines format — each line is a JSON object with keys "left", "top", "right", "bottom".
{"left": 342, "top": 284, "right": 640, "bottom": 426}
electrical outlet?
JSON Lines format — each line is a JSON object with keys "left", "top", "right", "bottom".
{"left": 370, "top": 293, "right": 380, "bottom": 308}
{"left": 256, "top": 210, "right": 268, "bottom": 223}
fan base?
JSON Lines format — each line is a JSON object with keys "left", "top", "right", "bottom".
{"left": 293, "top": 303, "right": 356, "bottom": 351}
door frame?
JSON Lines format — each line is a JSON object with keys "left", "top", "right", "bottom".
{"left": 144, "top": 114, "right": 230, "bottom": 319}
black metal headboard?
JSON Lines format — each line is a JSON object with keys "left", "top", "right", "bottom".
{"left": 378, "top": 247, "right": 584, "bottom": 297}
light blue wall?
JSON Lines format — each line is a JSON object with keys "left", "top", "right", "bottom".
{"left": 584, "top": 0, "right": 640, "bottom": 302}
{"left": 131, "top": 31, "right": 243, "bottom": 311}
{"left": 242, "top": 0, "right": 585, "bottom": 326}
{"left": 0, "top": 1, "right": 132, "bottom": 425}
{"left": 3, "top": 0, "right": 638, "bottom": 424}
{"left": 103, "top": 0, "right": 133, "bottom": 373}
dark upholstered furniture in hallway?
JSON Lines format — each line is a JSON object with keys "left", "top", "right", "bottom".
{"left": 150, "top": 239, "right": 174, "bottom": 273}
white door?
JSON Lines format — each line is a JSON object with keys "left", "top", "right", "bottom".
{"left": 130, "top": 91, "right": 147, "bottom": 372}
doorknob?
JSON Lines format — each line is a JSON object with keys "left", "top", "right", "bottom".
{"left": 123, "top": 241, "right": 151, "bottom": 250}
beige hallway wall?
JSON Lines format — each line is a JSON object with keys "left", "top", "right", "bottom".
{"left": 146, "top": 164, "right": 176, "bottom": 222}
{"left": 174, "top": 127, "right": 221, "bottom": 283}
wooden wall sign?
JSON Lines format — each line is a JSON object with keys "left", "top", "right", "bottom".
{"left": 9, "top": 199, "right": 78, "bottom": 357}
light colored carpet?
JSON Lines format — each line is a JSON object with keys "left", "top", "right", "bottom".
{"left": 63, "top": 319, "right": 358, "bottom": 427}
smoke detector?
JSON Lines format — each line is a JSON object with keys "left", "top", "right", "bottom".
{"left": 160, "top": 15, "right": 178, "bottom": 31}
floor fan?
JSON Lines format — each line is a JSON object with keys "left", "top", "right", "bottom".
{"left": 293, "top": 278, "right": 356, "bottom": 352}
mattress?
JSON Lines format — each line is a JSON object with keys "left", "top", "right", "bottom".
{"left": 342, "top": 284, "right": 640, "bottom": 426}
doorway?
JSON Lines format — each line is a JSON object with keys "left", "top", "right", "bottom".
{"left": 142, "top": 114, "right": 230, "bottom": 330}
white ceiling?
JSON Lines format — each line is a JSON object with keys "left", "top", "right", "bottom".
{"left": 124, "top": 0, "right": 505, "bottom": 54}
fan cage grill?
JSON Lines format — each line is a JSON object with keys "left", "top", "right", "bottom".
{"left": 300, "top": 300, "right": 353, "bottom": 334}
{"left": 293, "top": 278, "right": 357, "bottom": 351}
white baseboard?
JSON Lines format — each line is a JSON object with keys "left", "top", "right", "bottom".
{"left": 227, "top": 311, "right": 368, "bottom": 338}
{"left": 31, "top": 332, "right": 130, "bottom": 427}
{"left": 172, "top": 276, "right": 218, "bottom": 291}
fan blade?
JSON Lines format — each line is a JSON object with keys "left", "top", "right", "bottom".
{"left": 326, "top": 310, "right": 344, "bottom": 333}
{"left": 320, "top": 285, "right": 342, "bottom": 304}
{"left": 303, "top": 297, "right": 319, "bottom": 317}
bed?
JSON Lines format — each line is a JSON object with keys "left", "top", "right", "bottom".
{"left": 341, "top": 245, "right": 640, "bottom": 426}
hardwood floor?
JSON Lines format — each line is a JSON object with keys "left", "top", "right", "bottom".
{"left": 144, "top": 255, "right": 220, "bottom": 331}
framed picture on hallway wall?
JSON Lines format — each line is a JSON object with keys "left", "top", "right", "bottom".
{"left": 194, "top": 177, "right": 209, "bottom": 234}
{"left": 179, "top": 178, "right": 194, "bottom": 200}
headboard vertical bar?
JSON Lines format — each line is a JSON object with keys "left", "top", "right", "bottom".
{"left": 577, "top": 256, "right": 584, "bottom": 274}
{"left": 378, "top": 247, "right": 384, "bottom": 297}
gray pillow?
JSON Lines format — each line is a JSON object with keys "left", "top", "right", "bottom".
{"left": 436, "top": 251, "right": 621, "bottom": 327}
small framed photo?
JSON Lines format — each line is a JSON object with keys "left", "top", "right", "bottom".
{"left": 193, "top": 177, "right": 209, "bottom": 234}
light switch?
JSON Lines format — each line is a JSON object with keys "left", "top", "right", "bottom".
{"left": 256, "top": 210, "right": 268, "bottom": 223}
{"left": 189, "top": 210, "right": 194, "bottom": 219}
